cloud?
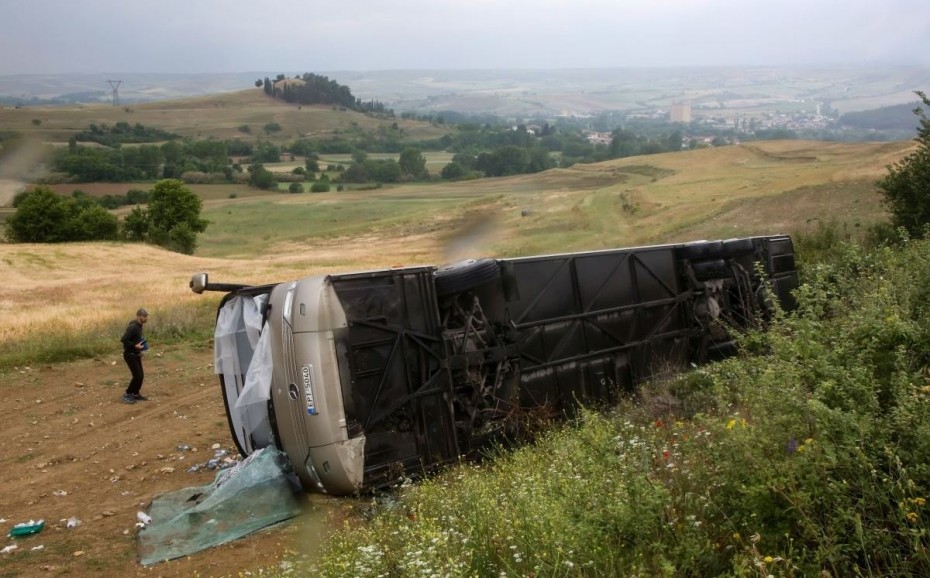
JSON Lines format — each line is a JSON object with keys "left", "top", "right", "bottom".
{"left": 0, "top": 0, "right": 927, "bottom": 74}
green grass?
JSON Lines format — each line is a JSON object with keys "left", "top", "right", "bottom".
{"left": 197, "top": 192, "right": 478, "bottom": 258}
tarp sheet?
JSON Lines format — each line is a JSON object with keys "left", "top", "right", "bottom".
{"left": 138, "top": 448, "right": 303, "bottom": 565}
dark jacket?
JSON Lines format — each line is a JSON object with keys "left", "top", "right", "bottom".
{"left": 121, "top": 320, "right": 144, "bottom": 356}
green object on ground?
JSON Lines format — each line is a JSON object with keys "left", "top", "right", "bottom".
{"left": 137, "top": 448, "right": 304, "bottom": 565}
{"left": 8, "top": 520, "right": 44, "bottom": 537}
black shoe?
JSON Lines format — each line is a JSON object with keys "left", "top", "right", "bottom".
{"left": 122, "top": 393, "right": 136, "bottom": 404}
{"left": 132, "top": 394, "right": 149, "bottom": 401}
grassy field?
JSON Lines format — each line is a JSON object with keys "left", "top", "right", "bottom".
{"left": 0, "top": 88, "right": 449, "bottom": 144}
{"left": 196, "top": 140, "right": 908, "bottom": 260}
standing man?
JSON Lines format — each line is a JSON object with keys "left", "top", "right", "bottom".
{"left": 121, "top": 308, "right": 149, "bottom": 404}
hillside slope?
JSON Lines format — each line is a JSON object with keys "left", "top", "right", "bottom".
{"left": 0, "top": 88, "right": 447, "bottom": 143}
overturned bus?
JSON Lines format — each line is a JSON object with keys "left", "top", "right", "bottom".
{"left": 190, "top": 235, "right": 799, "bottom": 495}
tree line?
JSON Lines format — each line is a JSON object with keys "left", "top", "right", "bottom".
{"left": 48, "top": 119, "right": 690, "bottom": 190}
{"left": 52, "top": 138, "right": 236, "bottom": 182}
{"left": 5, "top": 180, "right": 208, "bottom": 254}
{"left": 73, "top": 122, "right": 178, "bottom": 147}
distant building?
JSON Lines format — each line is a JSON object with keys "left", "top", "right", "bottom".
{"left": 670, "top": 102, "right": 692, "bottom": 123}
{"left": 584, "top": 131, "right": 612, "bottom": 145}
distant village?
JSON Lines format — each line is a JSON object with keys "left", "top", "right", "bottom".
{"left": 580, "top": 100, "right": 839, "bottom": 148}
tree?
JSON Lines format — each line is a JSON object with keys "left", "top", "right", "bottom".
{"left": 343, "top": 162, "right": 369, "bottom": 183}
{"left": 122, "top": 206, "right": 149, "bottom": 241}
{"left": 70, "top": 204, "right": 119, "bottom": 241}
{"left": 525, "top": 147, "right": 554, "bottom": 174}
{"left": 252, "top": 141, "right": 281, "bottom": 163}
{"left": 137, "top": 145, "right": 164, "bottom": 179}
{"left": 5, "top": 187, "right": 72, "bottom": 242}
{"left": 878, "top": 91, "right": 930, "bottom": 236}
{"left": 441, "top": 162, "right": 466, "bottom": 180}
{"left": 369, "top": 159, "right": 401, "bottom": 183}
{"left": 6, "top": 186, "right": 119, "bottom": 243}
{"left": 451, "top": 152, "right": 477, "bottom": 171}
{"left": 144, "top": 179, "right": 209, "bottom": 254}
{"left": 248, "top": 163, "right": 276, "bottom": 190}
{"left": 609, "top": 128, "right": 639, "bottom": 158}
{"left": 399, "top": 147, "right": 428, "bottom": 179}
{"left": 476, "top": 146, "right": 529, "bottom": 177}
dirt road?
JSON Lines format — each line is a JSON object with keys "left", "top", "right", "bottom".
{"left": 0, "top": 343, "right": 333, "bottom": 577}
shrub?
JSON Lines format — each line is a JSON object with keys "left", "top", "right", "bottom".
{"left": 248, "top": 163, "right": 275, "bottom": 190}
{"left": 5, "top": 186, "right": 119, "bottom": 243}
{"left": 6, "top": 187, "right": 75, "bottom": 242}
{"left": 69, "top": 204, "right": 119, "bottom": 241}
{"left": 288, "top": 182, "right": 303, "bottom": 194}
{"left": 126, "top": 179, "right": 208, "bottom": 254}
{"left": 125, "top": 188, "right": 149, "bottom": 205}
{"left": 879, "top": 91, "right": 930, "bottom": 237}
{"left": 310, "top": 182, "right": 330, "bottom": 193}
{"left": 121, "top": 206, "right": 149, "bottom": 242}
{"left": 11, "top": 189, "right": 31, "bottom": 208}
{"left": 180, "top": 171, "right": 226, "bottom": 184}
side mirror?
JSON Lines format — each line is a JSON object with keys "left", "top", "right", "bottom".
{"left": 190, "top": 272, "right": 209, "bottom": 294}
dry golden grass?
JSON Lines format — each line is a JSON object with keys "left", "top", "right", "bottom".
{"left": 530, "top": 140, "right": 910, "bottom": 247}
{"left": 0, "top": 234, "right": 449, "bottom": 346}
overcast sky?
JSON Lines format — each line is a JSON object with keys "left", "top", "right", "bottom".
{"left": 2, "top": 0, "right": 928, "bottom": 74}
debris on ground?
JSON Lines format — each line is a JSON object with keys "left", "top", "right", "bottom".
{"left": 137, "top": 447, "right": 303, "bottom": 565}
{"left": 8, "top": 519, "right": 44, "bottom": 537}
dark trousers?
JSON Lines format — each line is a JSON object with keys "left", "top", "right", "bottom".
{"left": 124, "top": 353, "right": 144, "bottom": 395}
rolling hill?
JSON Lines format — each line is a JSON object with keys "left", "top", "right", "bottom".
{"left": 0, "top": 87, "right": 448, "bottom": 144}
